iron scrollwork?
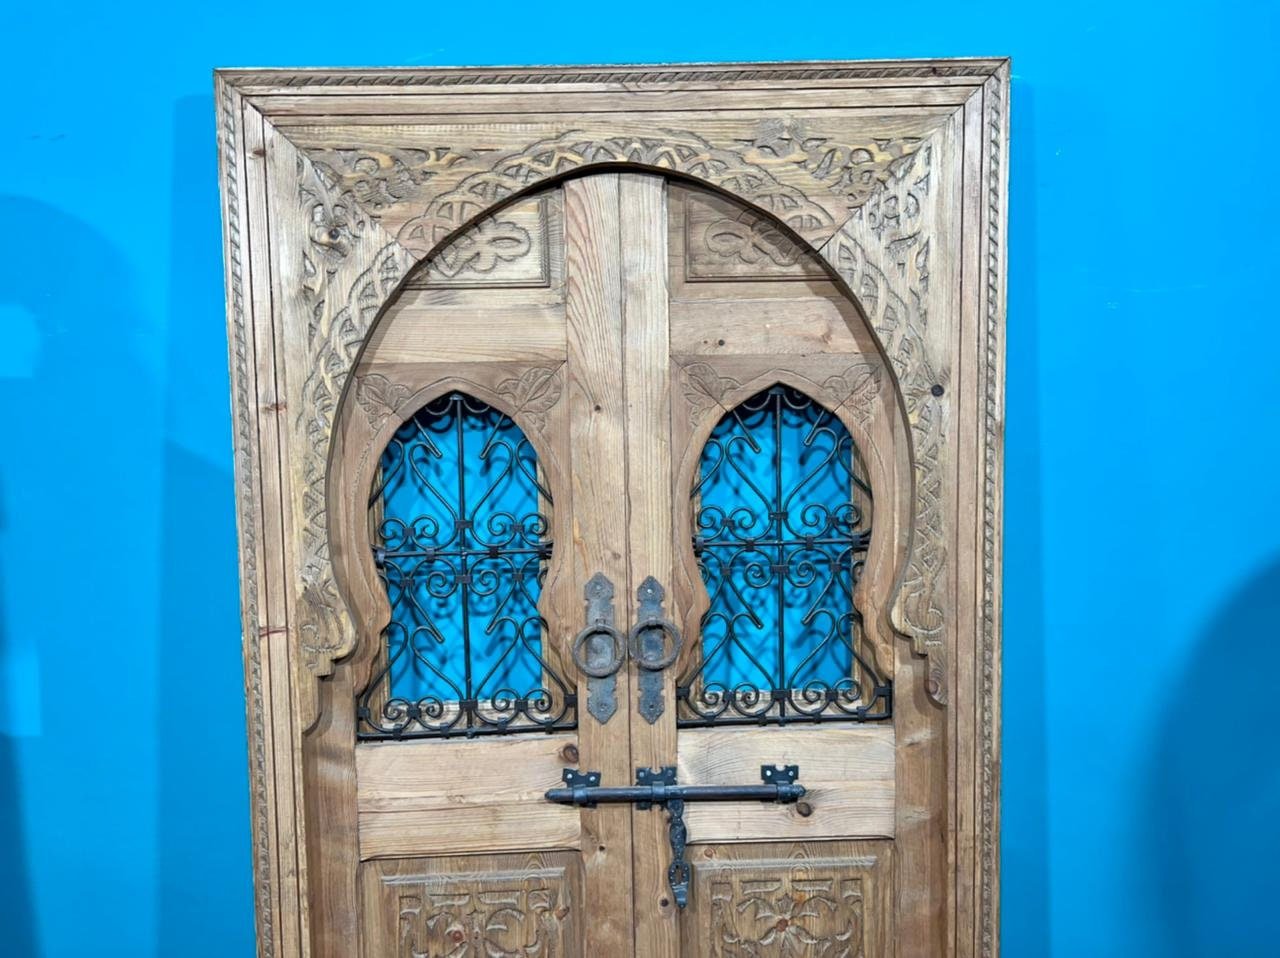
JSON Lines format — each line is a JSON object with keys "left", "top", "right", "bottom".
{"left": 677, "top": 385, "right": 892, "bottom": 727}
{"left": 357, "top": 391, "right": 576, "bottom": 739}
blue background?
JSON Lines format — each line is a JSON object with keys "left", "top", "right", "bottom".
{"left": 2, "top": 2, "right": 1277, "bottom": 955}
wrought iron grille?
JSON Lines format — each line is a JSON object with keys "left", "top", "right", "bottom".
{"left": 358, "top": 391, "right": 576, "bottom": 740}
{"left": 676, "top": 385, "right": 892, "bottom": 726}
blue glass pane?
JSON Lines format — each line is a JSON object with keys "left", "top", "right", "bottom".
{"left": 685, "top": 385, "right": 873, "bottom": 722}
{"left": 360, "top": 392, "right": 573, "bottom": 739}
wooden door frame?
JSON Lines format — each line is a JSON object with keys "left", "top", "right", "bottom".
{"left": 215, "top": 57, "right": 1009, "bottom": 957}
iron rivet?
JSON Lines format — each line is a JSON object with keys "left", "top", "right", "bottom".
{"left": 931, "top": 383, "right": 945, "bottom": 397}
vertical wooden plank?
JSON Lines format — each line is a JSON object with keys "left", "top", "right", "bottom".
{"left": 955, "top": 88, "right": 986, "bottom": 958}
{"left": 977, "top": 65, "right": 1010, "bottom": 958}
{"left": 242, "top": 103, "right": 307, "bottom": 958}
{"left": 563, "top": 173, "right": 637, "bottom": 954}
{"left": 618, "top": 173, "right": 680, "bottom": 955}
{"left": 217, "top": 78, "right": 282, "bottom": 958}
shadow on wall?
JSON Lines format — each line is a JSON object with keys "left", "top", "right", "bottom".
{"left": 1000, "top": 76, "right": 1051, "bottom": 957}
{"left": 0, "top": 495, "right": 37, "bottom": 955}
{"left": 156, "top": 95, "right": 254, "bottom": 955}
{"left": 1148, "top": 554, "right": 1280, "bottom": 956}
{"left": 0, "top": 193, "right": 147, "bottom": 952}
{"left": 0, "top": 188, "right": 171, "bottom": 954}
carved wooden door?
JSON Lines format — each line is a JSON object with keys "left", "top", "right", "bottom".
{"left": 329, "top": 170, "right": 928, "bottom": 956}
{"left": 216, "top": 58, "right": 1007, "bottom": 958}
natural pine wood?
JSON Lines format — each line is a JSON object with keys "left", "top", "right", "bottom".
{"left": 215, "top": 58, "right": 1010, "bottom": 958}
{"left": 562, "top": 173, "right": 639, "bottom": 953}
{"left": 619, "top": 172, "right": 681, "bottom": 955}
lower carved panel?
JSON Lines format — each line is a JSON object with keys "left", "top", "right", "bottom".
{"left": 361, "top": 852, "right": 582, "bottom": 957}
{"left": 681, "top": 841, "right": 892, "bottom": 958}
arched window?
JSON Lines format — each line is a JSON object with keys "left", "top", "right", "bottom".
{"left": 677, "top": 385, "right": 891, "bottom": 725}
{"left": 357, "top": 391, "right": 574, "bottom": 739}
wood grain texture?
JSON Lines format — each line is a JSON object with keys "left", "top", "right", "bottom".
{"left": 356, "top": 737, "right": 581, "bottom": 859}
{"left": 562, "top": 173, "right": 638, "bottom": 953}
{"left": 678, "top": 727, "right": 896, "bottom": 842}
{"left": 618, "top": 173, "right": 680, "bottom": 955}
{"left": 214, "top": 59, "right": 1010, "bottom": 958}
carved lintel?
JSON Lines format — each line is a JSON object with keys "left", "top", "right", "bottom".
{"left": 301, "top": 123, "right": 924, "bottom": 264}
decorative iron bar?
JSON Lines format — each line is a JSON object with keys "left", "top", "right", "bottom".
{"left": 676, "top": 385, "right": 892, "bottom": 726}
{"left": 358, "top": 391, "right": 575, "bottom": 739}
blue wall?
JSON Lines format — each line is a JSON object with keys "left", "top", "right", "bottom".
{"left": 3, "top": 3, "right": 1277, "bottom": 955}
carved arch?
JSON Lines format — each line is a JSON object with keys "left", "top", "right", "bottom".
{"left": 330, "top": 365, "right": 570, "bottom": 694}
{"left": 670, "top": 364, "right": 906, "bottom": 694}
{"left": 289, "top": 133, "right": 949, "bottom": 730}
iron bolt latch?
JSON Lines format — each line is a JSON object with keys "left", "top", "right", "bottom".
{"left": 544, "top": 764, "right": 805, "bottom": 909}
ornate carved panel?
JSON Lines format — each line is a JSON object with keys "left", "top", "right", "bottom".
{"left": 680, "top": 842, "right": 892, "bottom": 958}
{"left": 294, "top": 121, "right": 919, "bottom": 257}
{"left": 683, "top": 189, "right": 828, "bottom": 282}
{"left": 360, "top": 853, "right": 583, "bottom": 958}
{"left": 404, "top": 193, "right": 561, "bottom": 289}
{"left": 818, "top": 142, "right": 953, "bottom": 702}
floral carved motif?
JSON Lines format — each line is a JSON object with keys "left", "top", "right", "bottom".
{"left": 356, "top": 374, "right": 411, "bottom": 430}
{"left": 296, "top": 239, "right": 411, "bottom": 687}
{"left": 495, "top": 365, "right": 563, "bottom": 431}
{"left": 702, "top": 213, "right": 809, "bottom": 270}
{"left": 309, "top": 146, "right": 485, "bottom": 216}
{"left": 681, "top": 362, "right": 742, "bottom": 419}
{"left": 736, "top": 118, "right": 921, "bottom": 214}
{"left": 428, "top": 215, "right": 533, "bottom": 279}
{"left": 680, "top": 360, "right": 882, "bottom": 425}
{"left": 709, "top": 872, "right": 866, "bottom": 957}
{"left": 388, "top": 872, "right": 573, "bottom": 957}
{"left": 824, "top": 362, "right": 883, "bottom": 415}
{"left": 392, "top": 129, "right": 846, "bottom": 256}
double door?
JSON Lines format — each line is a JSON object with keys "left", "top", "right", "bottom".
{"left": 345, "top": 171, "right": 935, "bottom": 955}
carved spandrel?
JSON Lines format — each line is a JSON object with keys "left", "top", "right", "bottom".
{"left": 819, "top": 142, "right": 951, "bottom": 704}
{"left": 274, "top": 130, "right": 417, "bottom": 729}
